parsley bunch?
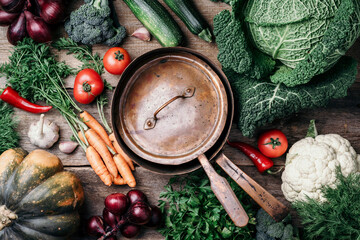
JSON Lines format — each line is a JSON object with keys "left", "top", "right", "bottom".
{"left": 159, "top": 168, "right": 257, "bottom": 239}
{"left": 0, "top": 101, "right": 19, "bottom": 154}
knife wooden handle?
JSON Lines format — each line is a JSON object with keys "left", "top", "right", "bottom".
{"left": 198, "top": 154, "right": 249, "bottom": 227}
{"left": 216, "top": 154, "right": 289, "bottom": 222}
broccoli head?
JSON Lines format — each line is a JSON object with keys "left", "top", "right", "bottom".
{"left": 255, "top": 209, "right": 299, "bottom": 240}
{"left": 65, "top": 0, "right": 126, "bottom": 46}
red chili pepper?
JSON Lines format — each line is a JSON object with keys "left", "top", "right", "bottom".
{"left": 227, "top": 141, "right": 283, "bottom": 174}
{"left": 0, "top": 87, "right": 52, "bottom": 113}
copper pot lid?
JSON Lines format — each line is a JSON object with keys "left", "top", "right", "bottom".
{"left": 118, "top": 52, "right": 228, "bottom": 165}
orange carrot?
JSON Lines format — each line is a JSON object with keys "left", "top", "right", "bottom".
{"left": 86, "top": 146, "right": 112, "bottom": 186}
{"left": 113, "top": 175, "right": 126, "bottom": 185}
{"left": 85, "top": 129, "right": 118, "bottom": 178}
{"left": 113, "top": 154, "right": 136, "bottom": 188}
{"left": 78, "top": 131, "right": 86, "bottom": 144}
{"left": 109, "top": 133, "right": 135, "bottom": 171}
{"left": 80, "top": 111, "right": 116, "bottom": 152}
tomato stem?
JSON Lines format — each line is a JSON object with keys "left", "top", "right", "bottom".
{"left": 114, "top": 50, "right": 124, "bottom": 61}
{"left": 263, "top": 137, "right": 282, "bottom": 149}
{"left": 82, "top": 81, "right": 92, "bottom": 93}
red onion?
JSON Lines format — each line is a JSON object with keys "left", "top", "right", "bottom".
{"left": 127, "top": 201, "right": 152, "bottom": 225}
{"left": 145, "top": 205, "right": 162, "bottom": 229}
{"left": 36, "top": 0, "right": 64, "bottom": 24}
{"left": 0, "top": 0, "right": 25, "bottom": 13}
{"left": 120, "top": 224, "right": 141, "bottom": 238}
{"left": 7, "top": 12, "right": 26, "bottom": 45}
{"left": 24, "top": 10, "right": 51, "bottom": 43}
{"left": 127, "top": 190, "right": 148, "bottom": 205}
{"left": 104, "top": 193, "right": 129, "bottom": 216}
{"left": 103, "top": 208, "right": 121, "bottom": 229}
{"left": 86, "top": 216, "right": 106, "bottom": 237}
{"left": 0, "top": 10, "right": 19, "bottom": 26}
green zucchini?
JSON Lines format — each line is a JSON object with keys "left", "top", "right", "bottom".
{"left": 163, "top": 0, "right": 213, "bottom": 42}
{"left": 123, "top": 0, "right": 184, "bottom": 47}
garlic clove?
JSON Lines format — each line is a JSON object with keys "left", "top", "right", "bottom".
{"left": 131, "top": 27, "right": 151, "bottom": 42}
{"left": 59, "top": 141, "right": 79, "bottom": 154}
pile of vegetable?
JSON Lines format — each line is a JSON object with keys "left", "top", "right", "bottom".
{"left": 86, "top": 190, "right": 162, "bottom": 239}
{"left": 211, "top": 0, "right": 360, "bottom": 137}
{"left": 1, "top": 38, "right": 136, "bottom": 187}
{"left": 0, "top": 102, "right": 18, "bottom": 154}
{"left": 158, "top": 168, "right": 257, "bottom": 239}
{"left": 0, "top": 0, "right": 64, "bottom": 45}
{"left": 0, "top": 148, "right": 84, "bottom": 239}
{"left": 65, "top": 0, "right": 126, "bottom": 46}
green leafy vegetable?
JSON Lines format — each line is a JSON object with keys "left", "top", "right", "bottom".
{"left": 213, "top": 1, "right": 359, "bottom": 137}
{"left": 158, "top": 168, "right": 257, "bottom": 239}
{"left": 227, "top": 57, "right": 357, "bottom": 137}
{"left": 64, "top": 0, "right": 126, "bottom": 46}
{"left": 305, "top": 120, "right": 318, "bottom": 138}
{"left": 255, "top": 209, "right": 299, "bottom": 240}
{"left": 0, "top": 102, "right": 19, "bottom": 154}
{"left": 293, "top": 169, "right": 360, "bottom": 240}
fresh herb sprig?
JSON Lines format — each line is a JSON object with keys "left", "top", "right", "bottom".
{"left": 52, "top": 38, "right": 104, "bottom": 75}
{"left": 0, "top": 101, "right": 19, "bottom": 153}
{"left": 293, "top": 169, "right": 360, "bottom": 240}
{"left": 158, "top": 168, "right": 257, "bottom": 239}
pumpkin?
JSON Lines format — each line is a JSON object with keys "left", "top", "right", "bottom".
{"left": 0, "top": 148, "right": 84, "bottom": 240}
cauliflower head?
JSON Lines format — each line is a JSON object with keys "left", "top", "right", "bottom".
{"left": 281, "top": 134, "right": 360, "bottom": 202}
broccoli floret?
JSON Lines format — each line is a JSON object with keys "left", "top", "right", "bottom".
{"left": 281, "top": 224, "right": 294, "bottom": 240}
{"left": 266, "top": 222, "right": 285, "bottom": 239}
{"left": 256, "top": 209, "right": 276, "bottom": 233}
{"left": 256, "top": 231, "right": 275, "bottom": 240}
{"left": 65, "top": 0, "right": 126, "bottom": 46}
{"left": 105, "top": 26, "right": 127, "bottom": 47}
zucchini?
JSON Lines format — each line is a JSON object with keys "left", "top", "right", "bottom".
{"left": 123, "top": 0, "right": 184, "bottom": 47}
{"left": 163, "top": 0, "right": 213, "bottom": 42}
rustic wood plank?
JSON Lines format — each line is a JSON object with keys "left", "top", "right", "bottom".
{"left": 0, "top": 0, "right": 358, "bottom": 239}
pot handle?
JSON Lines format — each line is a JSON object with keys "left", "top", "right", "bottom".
{"left": 198, "top": 154, "right": 249, "bottom": 227}
{"left": 144, "top": 87, "right": 195, "bottom": 130}
{"left": 216, "top": 153, "right": 289, "bottom": 222}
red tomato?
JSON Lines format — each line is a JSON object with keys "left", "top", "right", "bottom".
{"left": 103, "top": 47, "right": 131, "bottom": 75}
{"left": 74, "top": 69, "right": 104, "bottom": 104}
{"left": 258, "top": 130, "right": 288, "bottom": 158}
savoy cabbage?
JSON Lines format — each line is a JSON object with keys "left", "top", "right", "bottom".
{"left": 212, "top": 0, "right": 359, "bottom": 137}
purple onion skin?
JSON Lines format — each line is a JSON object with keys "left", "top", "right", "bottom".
{"left": 7, "top": 12, "right": 26, "bottom": 45}
{"left": 105, "top": 193, "right": 129, "bottom": 216}
{"left": 0, "top": 10, "right": 19, "bottom": 26}
{"left": 0, "top": 0, "right": 25, "bottom": 13}
{"left": 127, "top": 190, "right": 148, "bottom": 205}
{"left": 145, "top": 205, "right": 162, "bottom": 229}
{"left": 86, "top": 216, "right": 106, "bottom": 237}
{"left": 36, "top": 0, "right": 64, "bottom": 24}
{"left": 24, "top": 10, "right": 51, "bottom": 43}
{"left": 128, "top": 201, "right": 152, "bottom": 225}
{"left": 103, "top": 208, "right": 121, "bottom": 229}
{"left": 120, "top": 224, "right": 141, "bottom": 238}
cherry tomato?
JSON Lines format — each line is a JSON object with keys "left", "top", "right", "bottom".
{"left": 74, "top": 69, "right": 104, "bottom": 104}
{"left": 258, "top": 130, "right": 288, "bottom": 158}
{"left": 103, "top": 47, "right": 131, "bottom": 75}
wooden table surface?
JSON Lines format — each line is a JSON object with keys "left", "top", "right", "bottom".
{"left": 0, "top": 1, "right": 359, "bottom": 239}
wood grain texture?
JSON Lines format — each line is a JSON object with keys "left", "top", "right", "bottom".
{"left": 0, "top": 0, "right": 358, "bottom": 239}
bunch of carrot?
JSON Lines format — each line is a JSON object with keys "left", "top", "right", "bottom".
{"left": 69, "top": 111, "right": 136, "bottom": 187}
